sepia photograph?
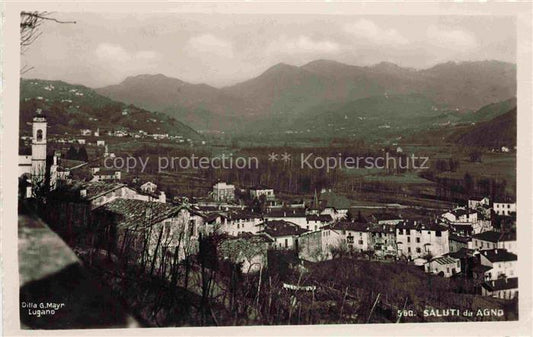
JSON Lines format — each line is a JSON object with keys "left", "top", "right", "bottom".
{"left": 2, "top": 3, "right": 532, "bottom": 335}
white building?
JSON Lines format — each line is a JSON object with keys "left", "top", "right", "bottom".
{"left": 396, "top": 221, "right": 450, "bottom": 260}
{"left": 472, "top": 231, "right": 517, "bottom": 254}
{"left": 493, "top": 200, "right": 516, "bottom": 216}
{"left": 441, "top": 208, "right": 478, "bottom": 223}
{"left": 140, "top": 181, "right": 158, "bottom": 194}
{"left": 424, "top": 256, "right": 461, "bottom": 277}
{"left": 478, "top": 248, "right": 517, "bottom": 281}
{"left": 250, "top": 185, "right": 275, "bottom": 200}
{"left": 468, "top": 197, "right": 490, "bottom": 209}
{"left": 259, "top": 220, "right": 308, "bottom": 250}
{"left": 213, "top": 182, "right": 235, "bottom": 202}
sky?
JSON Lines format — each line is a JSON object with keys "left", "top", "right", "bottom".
{"left": 21, "top": 13, "right": 516, "bottom": 88}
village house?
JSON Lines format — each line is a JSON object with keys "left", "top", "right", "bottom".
{"left": 264, "top": 208, "right": 307, "bottom": 229}
{"left": 441, "top": 208, "right": 478, "bottom": 224}
{"left": 304, "top": 214, "right": 333, "bottom": 231}
{"left": 216, "top": 211, "right": 264, "bottom": 236}
{"left": 91, "top": 169, "right": 121, "bottom": 182}
{"left": 478, "top": 248, "right": 517, "bottom": 281}
{"left": 318, "top": 189, "right": 351, "bottom": 221}
{"left": 93, "top": 198, "right": 199, "bottom": 266}
{"left": 140, "top": 181, "right": 158, "bottom": 194}
{"left": 481, "top": 277, "right": 518, "bottom": 300}
{"left": 321, "top": 221, "right": 372, "bottom": 253}
{"left": 395, "top": 221, "right": 450, "bottom": 260}
{"left": 468, "top": 197, "right": 490, "bottom": 209}
{"left": 212, "top": 182, "right": 236, "bottom": 202}
{"left": 369, "top": 223, "right": 398, "bottom": 258}
{"left": 259, "top": 220, "right": 308, "bottom": 250}
{"left": 249, "top": 185, "right": 275, "bottom": 200}
{"left": 448, "top": 233, "right": 473, "bottom": 253}
{"left": 472, "top": 231, "right": 517, "bottom": 254}
{"left": 493, "top": 199, "right": 516, "bottom": 216}
{"left": 218, "top": 233, "right": 273, "bottom": 273}
{"left": 298, "top": 230, "right": 330, "bottom": 262}
{"left": 424, "top": 256, "right": 461, "bottom": 277}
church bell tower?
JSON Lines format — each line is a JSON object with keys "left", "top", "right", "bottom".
{"left": 31, "top": 109, "right": 47, "bottom": 182}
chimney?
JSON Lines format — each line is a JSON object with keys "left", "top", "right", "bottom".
{"left": 495, "top": 249, "right": 498, "bottom": 254}
{"left": 80, "top": 189, "right": 87, "bottom": 198}
{"left": 159, "top": 191, "right": 166, "bottom": 203}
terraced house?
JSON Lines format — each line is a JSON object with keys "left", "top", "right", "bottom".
{"left": 396, "top": 221, "right": 450, "bottom": 260}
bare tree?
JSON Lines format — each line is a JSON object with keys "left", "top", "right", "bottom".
{"left": 20, "top": 11, "right": 76, "bottom": 73}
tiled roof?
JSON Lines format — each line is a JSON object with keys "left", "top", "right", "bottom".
{"left": 473, "top": 231, "right": 516, "bottom": 243}
{"left": 324, "top": 221, "right": 370, "bottom": 232}
{"left": 266, "top": 208, "right": 306, "bottom": 218}
{"left": 99, "top": 198, "right": 183, "bottom": 229}
{"left": 430, "top": 256, "right": 458, "bottom": 265}
{"left": 396, "top": 220, "right": 447, "bottom": 232}
{"left": 480, "top": 249, "right": 517, "bottom": 263}
{"left": 48, "top": 181, "right": 125, "bottom": 201}
{"left": 260, "top": 220, "right": 309, "bottom": 237}
{"left": 447, "top": 248, "right": 475, "bottom": 259}
{"left": 482, "top": 277, "right": 518, "bottom": 291}
{"left": 449, "top": 234, "right": 471, "bottom": 243}
{"left": 227, "top": 211, "right": 262, "bottom": 221}
{"left": 369, "top": 223, "right": 396, "bottom": 234}
{"left": 306, "top": 214, "right": 333, "bottom": 222}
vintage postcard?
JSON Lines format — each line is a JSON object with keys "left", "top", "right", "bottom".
{"left": 1, "top": 1, "right": 532, "bottom": 336}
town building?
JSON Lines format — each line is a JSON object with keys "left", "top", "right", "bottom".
{"left": 321, "top": 221, "right": 372, "bottom": 253}
{"left": 140, "top": 181, "right": 158, "bottom": 194}
{"left": 249, "top": 185, "right": 275, "bottom": 200}
{"left": 441, "top": 208, "right": 478, "bottom": 224}
{"left": 481, "top": 277, "right": 518, "bottom": 299}
{"left": 472, "top": 231, "right": 517, "bottom": 254}
{"left": 493, "top": 199, "right": 516, "bottom": 216}
{"left": 212, "top": 182, "right": 236, "bottom": 202}
{"left": 478, "top": 248, "right": 517, "bottom": 281}
{"left": 395, "top": 221, "right": 450, "bottom": 260}
{"left": 259, "top": 220, "right": 308, "bottom": 250}
{"left": 264, "top": 208, "right": 307, "bottom": 229}
{"left": 369, "top": 223, "right": 398, "bottom": 258}
{"left": 468, "top": 197, "right": 490, "bottom": 209}
{"left": 424, "top": 256, "right": 461, "bottom": 277}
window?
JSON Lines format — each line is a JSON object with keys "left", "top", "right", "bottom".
{"left": 408, "top": 247, "right": 411, "bottom": 253}
{"left": 284, "top": 238, "right": 288, "bottom": 248}
{"left": 343, "top": 230, "right": 346, "bottom": 235}
{"left": 416, "top": 238, "right": 420, "bottom": 243}
{"left": 398, "top": 229, "right": 403, "bottom": 235}
{"left": 436, "top": 231, "right": 442, "bottom": 237}
{"left": 416, "top": 247, "right": 421, "bottom": 253}
{"left": 358, "top": 240, "right": 363, "bottom": 245}
{"left": 36, "top": 129, "right": 43, "bottom": 141}
{"left": 407, "top": 237, "right": 411, "bottom": 243}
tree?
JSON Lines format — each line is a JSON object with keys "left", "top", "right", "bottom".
{"left": 20, "top": 12, "right": 75, "bottom": 73}
{"left": 78, "top": 146, "right": 89, "bottom": 162}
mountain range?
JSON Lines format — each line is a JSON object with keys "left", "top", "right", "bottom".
{"left": 20, "top": 79, "right": 202, "bottom": 140}
{"left": 95, "top": 59, "right": 516, "bottom": 136}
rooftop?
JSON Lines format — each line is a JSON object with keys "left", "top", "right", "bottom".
{"left": 260, "top": 220, "right": 309, "bottom": 237}
{"left": 430, "top": 256, "right": 459, "bottom": 265}
{"left": 480, "top": 249, "right": 517, "bottom": 263}
{"left": 98, "top": 198, "right": 184, "bottom": 229}
{"left": 473, "top": 230, "right": 516, "bottom": 243}
{"left": 482, "top": 277, "right": 518, "bottom": 292}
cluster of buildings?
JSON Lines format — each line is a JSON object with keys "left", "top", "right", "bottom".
{"left": 18, "top": 111, "right": 518, "bottom": 303}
